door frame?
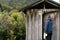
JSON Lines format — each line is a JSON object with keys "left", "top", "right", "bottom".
{"left": 42, "top": 11, "right": 59, "bottom": 40}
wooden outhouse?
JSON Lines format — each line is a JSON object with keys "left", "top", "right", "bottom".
{"left": 22, "top": 0, "right": 60, "bottom": 40}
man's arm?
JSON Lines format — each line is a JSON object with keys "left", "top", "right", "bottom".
{"left": 44, "top": 20, "right": 48, "bottom": 33}
{"left": 44, "top": 20, "right": 48, "bottom": 39}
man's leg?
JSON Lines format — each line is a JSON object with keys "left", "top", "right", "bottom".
{"left": 46, "top": 32, "right": 52, "bottom": 40}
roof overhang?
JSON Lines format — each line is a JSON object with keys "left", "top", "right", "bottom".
{"left": 20, "top": 0, "right": 60, "bottom": 12}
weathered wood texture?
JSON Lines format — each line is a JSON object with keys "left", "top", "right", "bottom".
{"left": 59, "top": 12, "right": 60, "bottom": 40}
{"left": 26, "top": 9, "right": 60, "bottom": 40}
{"left": 26, "top": 9, "right": 42, "bottom": 40}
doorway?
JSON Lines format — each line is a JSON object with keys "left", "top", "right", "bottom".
{"left": 42, "top": 11, "right": 59, "bottom": 40}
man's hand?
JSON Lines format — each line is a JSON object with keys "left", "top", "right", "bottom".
{"left": 44, "top": 33, "right": 47, "bottom": 39}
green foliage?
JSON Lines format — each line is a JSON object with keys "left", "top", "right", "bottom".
{"left": 0, "top": 0, "right": 39, "bottom": 12}
{"left": 0, "top": 0, "right": 26, "bottom": 40}
{"left": 0, "top": 10, "right": 26, "bottom": 40}
{"left": 11, "top": 12, "right": 18, "bottom": 21}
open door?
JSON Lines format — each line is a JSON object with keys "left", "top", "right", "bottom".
{"left": 43, "top": 12, "right": 59, "bottom": 40}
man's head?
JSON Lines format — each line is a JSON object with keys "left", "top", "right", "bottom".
{"left": 47, "top": 14, "right": 54, "bottom": 20}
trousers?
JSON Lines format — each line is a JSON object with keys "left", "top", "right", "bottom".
{"left": 46, "top": 32, "right": 52, "bottom": 40}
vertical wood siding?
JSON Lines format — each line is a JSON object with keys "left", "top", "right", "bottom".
{"left": 26, "top": 9, "right": 59, "bottom": 40}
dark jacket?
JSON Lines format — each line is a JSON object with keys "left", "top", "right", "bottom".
{"left": 44, "top": 17, "right": 53, "bottom": 33}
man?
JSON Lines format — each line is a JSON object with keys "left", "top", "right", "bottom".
{"left": 44, "top": 15, "right": 53, "bottom": 40}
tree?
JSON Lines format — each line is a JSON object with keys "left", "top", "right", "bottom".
{"left": 0, "top": 10, "right": 26, "bottom": 40}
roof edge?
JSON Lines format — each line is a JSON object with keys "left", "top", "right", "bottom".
{"left": 20, "top": 0, "right": 60, "bottom": 11}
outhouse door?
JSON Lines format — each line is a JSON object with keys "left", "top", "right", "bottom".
{"left": 43, "top": 11, "right": 60, "bottom": 40}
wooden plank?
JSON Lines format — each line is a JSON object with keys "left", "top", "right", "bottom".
{"left": 52, "top": 12, "right": 57, "bottom": 40}
{"left": 28, "top": 13, "right": 31, "bottom": 40}
{"left": 31, "top": 13, "right": 34, "bottom": 40}
{"left": 43, "top": 9, "right": 59, "bottom": 13}
{"left": 26, "top": 10, "right": 32, "bottom": 40}
{"left": 26, "top": 15, "right": 29, "bottom": 40}
{"left": 38, "top": 10, "right": 42, "bottom": 40}
{"left": 31, "top": 9, "right": 35, "bottom": 40}
{"left": 56, "top": 12, "right": 59, "bottom": 40}
{"left": 34, "top": 13, "right": 38, "bottom": 40}
{"left": 46, "top": 1, "right": 60, "bottom": 8}
{"left": 59, "top": 12, "right": 60, "bottom": 40}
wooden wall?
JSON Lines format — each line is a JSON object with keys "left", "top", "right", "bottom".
{"left": 59, "top": 12, "right": 60, "bottom": 40}
{"left": 26, "top": 9, "right": 42, "bottom": 40}
{"left": 26, "top": 9, "right": 60, "bottom": 40}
